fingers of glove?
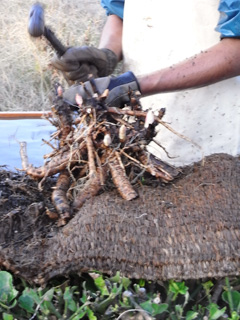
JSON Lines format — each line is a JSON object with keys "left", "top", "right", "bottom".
{"left": 67, "top": 64, "right": 99, "bottom": 82}
{"left": 51, "top": 54, "right": 79, "bottom": 72}
{"left": 105, "top": 86, "right": 129, "bottom": 107}
{"left": 64, "top": 46, "right": 107, "bottom": 68}
{"left": 63, "top": 84, "right": 90, "bottom": 105}
{"left": 63, "top": 76, "right": 111, "bottom": 105}
{"left": 52, "top": 46, "right": 107, "bottom": 70}
{"left": 105, "top": 79, "right": 140, "bottom": 107}
{"left": 51, "top": 46, "right": 108, "bottom": 76}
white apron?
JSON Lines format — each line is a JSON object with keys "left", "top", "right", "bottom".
{"left": 123, "top": 0, "right": 240, "bottom": 166}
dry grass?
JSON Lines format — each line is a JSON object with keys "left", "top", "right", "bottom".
{"left": 0, "top": 0, "right": 106, "bottom": 112}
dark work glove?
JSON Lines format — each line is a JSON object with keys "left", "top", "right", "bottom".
{"left": 63, "top": 71, "right": 141, "bottom": 108}
{"left": 51, "top": 46, "right": 118, "bottom": 82}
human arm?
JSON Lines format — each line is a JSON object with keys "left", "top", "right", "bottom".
{"left": 138, "top": 38, "right": 240, "bottom": 96}
{"left": 62, "top": 38, "right": 240, "bottom": 107}
{"left": 51, "top": 2, "right": 124, "bottom": 82}
{"left": 138, "top": 0, "right": 240, "bottom": 95}
{"left": 98, "top": 14, "right": 123, "bottom": 62}
{"left": 62, "top": 0, "right": 240, "bottom": 105}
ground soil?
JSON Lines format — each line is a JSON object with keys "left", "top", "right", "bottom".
{"left": 0, "top": 169, "right": 57, "bottom": 251}
{"left": 0, "top": 166, "right": 171, "bottom": 255}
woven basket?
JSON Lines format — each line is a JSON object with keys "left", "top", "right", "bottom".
{"left": 0, "top": 153, "right": 239, "bottom": 284}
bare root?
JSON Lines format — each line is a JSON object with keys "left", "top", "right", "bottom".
{"left": 21, "top": 82, "right": 182, "bottom": 225}
{"left": 108, "top": 152, "right": 138, "bottom": 201}
{"left": 51, "top": 169, "right": 72, "bottom": 225}
{"left": 73, "top": 166, "right": 107, "bottom": 210}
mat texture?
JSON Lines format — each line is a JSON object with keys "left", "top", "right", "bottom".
{"left": 0, "top": 153, "right": 239, "bottom": 284}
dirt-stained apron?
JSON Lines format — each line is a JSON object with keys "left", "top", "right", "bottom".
{"left": 123, "top": 0, "right": 240, "bottom": 166}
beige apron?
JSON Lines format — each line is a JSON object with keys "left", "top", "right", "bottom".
{"left": 123, "top": 0, "right": 240, "bottom": 166}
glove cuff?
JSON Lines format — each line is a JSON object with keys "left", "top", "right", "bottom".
{"left": 100, "top": 48, "right": 118, "bottom": 76}
{"left": 108, "top": 71, "right": 141, "bottom": 93}
{"left": 106, "top": 71, "right": 141, "bottom": 107}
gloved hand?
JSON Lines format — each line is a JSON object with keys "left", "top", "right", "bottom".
{"left": 63, "top": 71, "right": 141, "bottom": 108}
{"left": 51, "top": 46, "right": 118, "bottom": 82}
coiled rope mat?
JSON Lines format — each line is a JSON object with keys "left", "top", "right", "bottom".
{"left": 0, "top": 153, "right": 239, "bottom": 284}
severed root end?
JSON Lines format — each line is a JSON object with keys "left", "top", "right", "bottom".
{"left": 138, "top": 151, "right": 178, "bottom": 182}
{"left": 45, "top": 208, "right": 59, "bottom": 220}
{"left": 51, "top": 170, "right": 72, "bottom": 226}
{"left": 73, "top": 166, "right": 107, "bottom": 211}
{"left": 20, "top": 83, "right": 181, "bottom": 227}
{"left": 108, "top": 153, "right": 138, "bottom": 201}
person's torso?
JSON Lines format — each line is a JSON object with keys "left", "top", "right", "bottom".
{"left": 123, "top": 0, "right": 240, "bottom": 166}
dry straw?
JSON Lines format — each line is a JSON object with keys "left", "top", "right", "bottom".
{"left": 0, "top": 0, "right": 105, "bottom": 112}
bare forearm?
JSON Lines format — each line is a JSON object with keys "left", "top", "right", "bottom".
{"left": 138, "top": 38, "right": 240, "bottom": 96}
{"left": 98, "top": 14, "right": 123, "bottom": 62}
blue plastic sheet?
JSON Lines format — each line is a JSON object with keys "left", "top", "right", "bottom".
{"left": 0, "top": 119, "right": 55, "bottom": 171}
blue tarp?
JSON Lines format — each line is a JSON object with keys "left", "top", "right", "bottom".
{"left": 0, "top": 119, "right": 55, "bottom": 171}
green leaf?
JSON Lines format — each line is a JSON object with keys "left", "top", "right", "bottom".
{"left": 69, "top": 300, "right": 77, "bottom": 312}
{"left": 0, "top": 271, "right": 18, "bottom": 305}
{"left": 169, "top": 280, "right": 188, "bottom": 300}
{"left": 87, "top": 307, "right": 97, "bottom": 320}
{"left": 3, "top": 313, "right": 14, "bottom": 320}
{"left": 139, "top": 279, "right": 146, "bottom": 287}
{"left": 43, "top": 288, "right": 54, "bottom": 302}
{"left": 64, "top": 287, "right": 77, "bottom": 312}
{"left": 207, "top": 303, "right": 226, "bottom": 320}
{"left": 80, "top": 292, "right": 87, "bottom": 304}
{"left": 69, "top": 304, "right": 88, "bottom": 320}
{"left": 94, "top": 276, "right": 109, "bottom": 296}
{"left": 222, "top": 291, "right": 240, "bottom": 312}
{"left": 121, "top": 277, "right": 131, "bottom": 290}
{"left": 175, "top": 304, "right": 183, "bottom": 314}
{"left": 109, "top": 272, "right": 121, "bottom": 283}
{"left": 140, "top": 300, "right": 153, "bottom": 314}
{"left": 230, "top": 311, "right": 240, "bottom": 320}
{"left": 186, "top": 310, "right": 198, "bottom": 320}
{"left": 133, "top": 283, "right": 141, "bottom": 293}
{"left": 140, "top": 300, "right": 168, "bottom": 316}
{"left": 169, "top": 313, "right": 178, "bottom": 320}
{"left": 71, "top": 310, "right": 87, "bottom": 320}
{"left": 18, "top": 291, "right": 35, "bottom": 313}
{"left": 18, "top": 287, "right": 41, "bottom": 313}
{"left": 111, "top": 283, "right": 123, "bottom": 296}
{"left": 152, "top": 303, "right": 168, "bottom": 316}
{"left": 169, "top": 281, "right": 188, "bottom": 294}
{"left": 203, "top": 280, "right": 214, "bottom": 292}
{"left": 64, "top": 286, "right": 72, "bottom": 300}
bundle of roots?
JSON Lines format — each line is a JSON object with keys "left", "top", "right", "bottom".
{"left": 21, "top": 80, "right": 179, "bottom": 226}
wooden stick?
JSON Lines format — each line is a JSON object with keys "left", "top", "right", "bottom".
{"left": 0, "top": 111, "right": 51, "bottom": 119}
{"left": 19, "top": 141, "right": 29, "bottom": 170}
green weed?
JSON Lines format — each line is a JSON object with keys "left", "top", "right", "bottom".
{"left": 0, "top": 271, "right": 239, "bottom": 319}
